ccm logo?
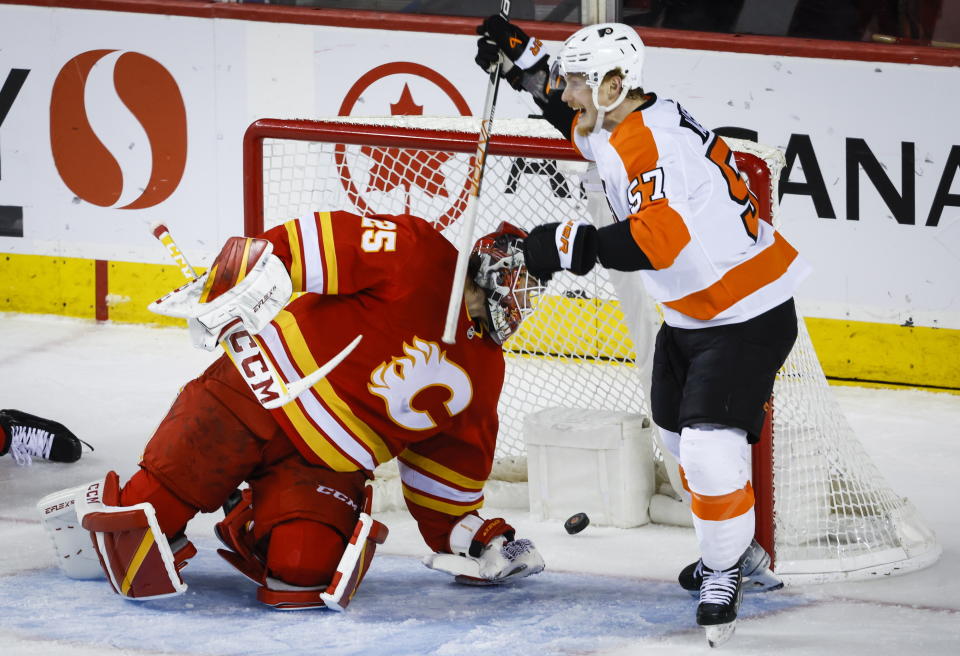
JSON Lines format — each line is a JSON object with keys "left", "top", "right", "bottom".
{"left": 85, "top": 482, "right": 102, "bottom": 505}
{"left": 316, "top": 485, "right": 359, "bottom": 512}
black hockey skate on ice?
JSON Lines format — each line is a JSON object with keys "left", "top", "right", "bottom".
{"left": 0, "top": 409, "right": 92, "bottom": 465}
{"left": 679, "top": 538, "right": 783, "bottom": 597}
{"left": 697, "top": 562, "right": 743, "bottom": 648}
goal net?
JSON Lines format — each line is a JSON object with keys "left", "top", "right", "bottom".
{"left": 243, "top": 116, "right": 940, "bottom": 584}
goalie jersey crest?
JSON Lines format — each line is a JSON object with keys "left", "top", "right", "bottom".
{"left": 368, "top": 338, "right": 473, "bottom": 431}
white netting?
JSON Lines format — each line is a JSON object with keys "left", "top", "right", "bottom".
{"left": 772, "top": 319, "right": 941, "bottom": 580}
{"left": 251, "top": 116, "right": 939, "bottom": 582}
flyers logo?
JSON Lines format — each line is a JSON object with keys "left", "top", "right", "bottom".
{"left": 49, "top": 50, "right": 187, "bottom": 209}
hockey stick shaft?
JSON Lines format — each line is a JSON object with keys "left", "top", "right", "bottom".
{"left": 149, "top": 223, "right": 361, "bottom": 409}
{"left": 441, "top": 0, "right": 511, "bottom": 345}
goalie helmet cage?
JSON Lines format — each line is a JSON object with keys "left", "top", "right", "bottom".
{"left": 242, "top": 116, "right": 940, "bottom": 584}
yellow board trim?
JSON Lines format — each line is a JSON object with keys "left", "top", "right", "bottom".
{"left": 317, "top": 211, "right": 338, "bottom": 294}
{"left": 120, "top": 529, "right": 156, "bottom": 596}
{"left": 0, "top": 253, "right": 96, "bottom": 319}
{"left": 107, "top": 260, "right": 194, "bottom": 326}
{"left": 283, "top": 221, "right": 304, "bottom": 291}
{"left": 399, "top": 449, "right": 485, "bottom": 491}
{"left": 273, "top": 309, "right": 393, "bottom": 466}
{"left": 401, "top": 484, "right": 484, "bottom": 516}
{"left": 805, "top": 317, "right": 960, "bottom": 390}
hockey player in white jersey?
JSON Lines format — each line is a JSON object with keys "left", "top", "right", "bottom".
{"left": 474, "top": 16, "right": 811, "bottom": 646}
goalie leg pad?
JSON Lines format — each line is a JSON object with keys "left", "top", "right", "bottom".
{"left": 120, "top": 468, "right": 198, "bottom": 537}
{"left": 37, "top": 484, "right": 107, "bottom": 580}
{"left": 77, "top": 471, "right": 188, "bottom": 600}
{"left": 266, "top": 520, "right": 344, "bottom": 587}
{"left": 214, "top": 488, "right": 267, "bottom": 585}
{"left": 256, "top": 484, "right": 389, "bottom": 611}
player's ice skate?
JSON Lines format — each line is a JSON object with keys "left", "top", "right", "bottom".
{"left": 0, "top": 409, "right": 91, "bottom": 465}
{"left": 697, "top": 563, "right": 743, "bottom": 648}
{"left": 679, "top": 539, "right": 782, "bottom": 597}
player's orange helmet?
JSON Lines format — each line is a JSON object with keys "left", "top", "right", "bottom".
{"left": 471, "top": 222, "right": 546, "bottom": 345}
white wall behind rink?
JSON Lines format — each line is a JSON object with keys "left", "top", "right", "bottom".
{"left": 0, "top": 3, "right": 957, "bottom": 329}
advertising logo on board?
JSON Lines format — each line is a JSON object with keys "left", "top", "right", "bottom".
{"left": 49, "top": 50, "right": 187, "bottom": 210}
{"left": 337, "top": 62, "right": 473, "bottom": 229}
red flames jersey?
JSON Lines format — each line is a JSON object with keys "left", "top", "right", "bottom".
{"left": 253, "top": 211, "right": 504, "bottom": 544}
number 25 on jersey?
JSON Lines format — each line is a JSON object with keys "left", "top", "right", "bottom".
{"left": 361, "top": 217, "right": 397, "bottom": 252}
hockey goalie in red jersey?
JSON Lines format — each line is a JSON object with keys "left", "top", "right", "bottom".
{"left": 39, "top": 212, "right": 547, "bottom": 610}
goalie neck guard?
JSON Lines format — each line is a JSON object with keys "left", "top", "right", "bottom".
{"left": 470, "top": 222, "right": 545, "bottom": 346}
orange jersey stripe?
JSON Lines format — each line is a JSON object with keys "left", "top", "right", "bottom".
{"left": 611, "top": 113, "right": 691, "bottom": 269}
{"left": 690, "top": 481, "right": 755, "bottom": 522}
{"left": 628, "top": 204, "right": 690, "bottom": 270}
{"left": 665, "top": 234, "right": 799, "bottom": 320}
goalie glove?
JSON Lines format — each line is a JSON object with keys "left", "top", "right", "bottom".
{"left": 522, "top": 219, "right": 598, "bottom": 282}
{"left": 475, "top": 15, "right": 550, "bottom": 104}
{"left": 422, "top": 515, "right": 545, "bottom": 585}
{"left": 149, "top": 236, "right": 292, "bottom": 350}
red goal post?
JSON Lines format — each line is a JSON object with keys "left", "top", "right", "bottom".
{"left": 242, "top": 116, "right": 940, "bottom": 583}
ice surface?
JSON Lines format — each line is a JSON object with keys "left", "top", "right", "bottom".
{"left": 1, "top": 314, "right": 958, "bottom": 655}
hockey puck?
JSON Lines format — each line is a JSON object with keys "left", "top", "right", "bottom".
{"left": 564, "top": 512, "right": 590, "bottom": 535}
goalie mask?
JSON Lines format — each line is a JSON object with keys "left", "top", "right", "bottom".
{"left": 470, "top": 222, "right": 546, "bottom": 345}
{"left": 548, "top": 23, "right": 645, "bottom": 119}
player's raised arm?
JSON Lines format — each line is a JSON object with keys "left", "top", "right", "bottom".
{"left": 474, "top": 15, "right": 576, "bottom": 139}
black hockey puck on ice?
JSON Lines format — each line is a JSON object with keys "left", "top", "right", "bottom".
{"left": 564, "top": 512, "right": 590, "bottom": 534}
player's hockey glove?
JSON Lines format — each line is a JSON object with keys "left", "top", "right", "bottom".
{"left": 522, "top": 219, "right": 598, "bottom": 282}
{"left": 475, "top": 15, "right": 550, "bottom": 103}
{"left": 423, "top": 515, "right": 545, "bottom": 585}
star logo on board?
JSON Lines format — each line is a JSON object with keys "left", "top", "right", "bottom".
{"left": 336, "top": 62, "right": 473, "bottom": 228}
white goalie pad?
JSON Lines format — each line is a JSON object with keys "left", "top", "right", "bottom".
{"left": 37, "top": 484, "right": 107, "bottom": 580}
{"left": 75, "top": 473, "right": 187, "bottom": 601}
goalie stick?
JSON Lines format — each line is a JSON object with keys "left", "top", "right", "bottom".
{"left": 441, "top": 0, "right": 511, "bottom": 344}
{"left": 150, "top": 222, "right": 361, "bottom": 410}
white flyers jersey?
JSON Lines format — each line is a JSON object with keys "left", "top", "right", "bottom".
{"left": 571, "top": 95, "right": 811, "bottom": 328}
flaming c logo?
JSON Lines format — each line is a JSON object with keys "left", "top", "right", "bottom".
{"left": 49, "top": 50, "right": 187, "bottom": 209}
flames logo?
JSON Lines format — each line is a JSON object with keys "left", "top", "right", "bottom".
{"left": 368, "top": 338, "right": 472, "bottom": 431}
